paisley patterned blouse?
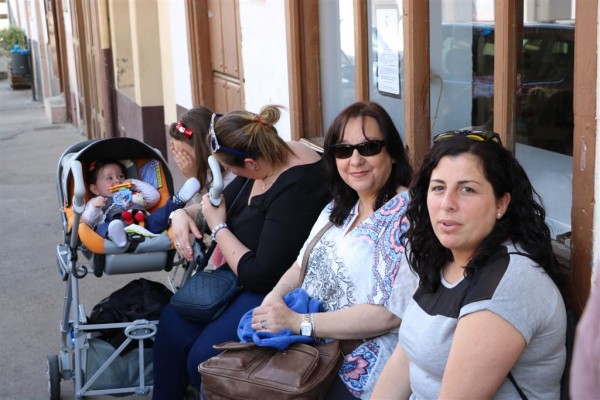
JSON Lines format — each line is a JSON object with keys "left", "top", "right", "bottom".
{"left": 298, "top": 190, "right": 416, "bottom": 399}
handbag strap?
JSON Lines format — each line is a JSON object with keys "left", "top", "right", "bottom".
{"left": 297, "top": 221, "right": 333, "bottom": 287}
{"left": 196, "top": 178, "right": 251, "bottom": 271}
{"left": 508, "top": 372, "right": 528, "bottom": 399}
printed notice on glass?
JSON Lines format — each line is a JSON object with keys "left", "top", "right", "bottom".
{"left": 376, "top": 7, "right": 401, "bottom": 98}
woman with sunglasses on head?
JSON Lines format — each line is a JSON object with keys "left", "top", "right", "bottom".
{"left": 245, "top": 102, "right": 417, "bottom": 399}
{"left": 372, "top": 130, "right": 567, "bottom": 399}
{"left": 152, "top": 104, "right": 330, "bottom": 399}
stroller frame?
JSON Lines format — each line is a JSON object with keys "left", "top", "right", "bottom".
{"left": 48, "top": 138, "right": 190, "bottom": 400}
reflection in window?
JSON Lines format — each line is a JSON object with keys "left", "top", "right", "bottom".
{"left": 429, "top": 0, "right": 574, "bottom": 241}
{"left": 319, "top": 0, "right": 356, "bottom": 130}
{"left": 368, "top": 0, "right": 404, "bottom": 138}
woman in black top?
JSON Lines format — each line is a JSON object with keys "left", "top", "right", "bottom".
{"left": 153, "top": 105, "right": 330, "bottom": 399}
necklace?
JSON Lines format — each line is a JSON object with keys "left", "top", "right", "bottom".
{"left": 260, "top": 169, "right": 275, "bottom": 190}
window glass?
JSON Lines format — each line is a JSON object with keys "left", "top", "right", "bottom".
{"left": 368, "top": 0, "right": 405, "bottom": 137}
{"left": 429, "top": 0, "right": 574, "bottom": 242}
{"left": 319, "top": 0, "right": 356, "bottom": 130}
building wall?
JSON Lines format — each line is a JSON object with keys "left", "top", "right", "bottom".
{"left": 238, "top": 0, "right": 292, "bottom": 140}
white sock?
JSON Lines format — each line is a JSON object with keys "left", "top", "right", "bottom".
{"left": 108, "top": 220, "right": 128, "bottom": 248}
{"left": 174, "top": 177, "right": 201, "bottom": 205}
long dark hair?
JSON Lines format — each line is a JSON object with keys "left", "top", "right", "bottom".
{"left": 404, "top": 135, "right": 557, "bottom": 292}
{"left": 168, "top": 106, "right": 214, "bottom": 188}
{"left": 323, "top": 101, "right": 413, "bottom": 225}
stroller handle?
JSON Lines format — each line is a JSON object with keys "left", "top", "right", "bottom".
{"left": 70, "top": 160, "right": 86, "bottom": 214}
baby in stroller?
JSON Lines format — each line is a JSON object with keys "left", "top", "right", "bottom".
{"left": 83, "top": 159, "right": 200, "bottom": 248}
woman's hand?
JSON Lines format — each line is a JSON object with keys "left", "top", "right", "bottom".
{"left": 171, "top": 209, "right": 202, "bottom": 261}
{"left": 200, "top": 192, "right": 227, "bottom": 230}
{"left": 251, "top": 297, "right": 301, "bottom": 334}
{"left": 170, "top": 140, "right": 196, "bottom": 179}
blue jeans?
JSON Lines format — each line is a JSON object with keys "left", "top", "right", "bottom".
{"left": 96, "top": 198, "right": 180, "bottom": 238}
{"left": 152, "top": 291, "right": 265, "bottom": 400}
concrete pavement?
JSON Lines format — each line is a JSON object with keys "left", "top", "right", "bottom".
{"left": 0, "top": 55, "right": 166, "bottom": 400}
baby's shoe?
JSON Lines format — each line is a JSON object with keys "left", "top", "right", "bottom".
{"left": 108, "top": 220, "right": 128, "bottom": 248}
{"left": 174, "top": 177, "right": 201, "bottom": 205}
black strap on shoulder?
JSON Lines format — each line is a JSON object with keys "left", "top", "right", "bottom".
{"left": 508, "top": 372, "right": 528, "bottom": 400}
{"left": 196, "top": 178, "right": 250, "bottom": 272}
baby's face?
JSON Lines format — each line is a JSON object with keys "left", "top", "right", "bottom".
{"left": 91, "top": 163, "right": 126, "bottom": 196}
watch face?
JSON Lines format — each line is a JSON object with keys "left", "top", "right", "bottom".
{"left": 301, "top": 322, "right": 311, "bottom": 336}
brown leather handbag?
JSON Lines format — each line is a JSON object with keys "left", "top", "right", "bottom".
{"left": 199, "top": 339, "right": 341, "bottom": 400}
{"left": 198, "top": 222, "right": 342, "bottom": 400}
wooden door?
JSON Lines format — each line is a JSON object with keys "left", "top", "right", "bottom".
{"left": 187, "top": 0, "right": 244, "bottom": 112}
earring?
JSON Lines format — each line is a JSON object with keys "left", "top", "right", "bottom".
{"left": 497, "top": 213, "right": 502, "bottom": 219}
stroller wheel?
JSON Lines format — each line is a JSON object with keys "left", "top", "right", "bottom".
{"left": 46, "top": 354, "right": 60, "bottom": 400}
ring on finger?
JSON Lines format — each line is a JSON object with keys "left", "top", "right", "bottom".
{"left": 260, "top": 320, "right": 267, "bottom": 330}
{"left": 176, "top": 242, "right": 181, "bottom": 247}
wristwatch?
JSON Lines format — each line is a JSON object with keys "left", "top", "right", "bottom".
{"left": 300, "top": 314, "right": 312, "bottom": 336}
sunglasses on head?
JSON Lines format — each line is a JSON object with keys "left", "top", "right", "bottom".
{"left": 433, "top": 129, "right": 502, "bottom": 145}
{"left": 209, "top": 113, "right": 254, "bottom": 158}
{"left": 329, "top": 140, "right": 386, "bottom": 159}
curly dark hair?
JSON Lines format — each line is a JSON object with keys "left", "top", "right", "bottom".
{"left": 323, "top": 101, "right": 413, "bottom": 225}
{"left": 404, "top": 134, "right": 557, "bottom": 292}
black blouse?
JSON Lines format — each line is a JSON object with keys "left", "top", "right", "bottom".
{"left": 220, "top": 159, "right": 330, "bottom": 293}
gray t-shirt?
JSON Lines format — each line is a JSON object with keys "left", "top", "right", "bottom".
{"left": 394, "top": 243, "right": 566, "bottom": 399}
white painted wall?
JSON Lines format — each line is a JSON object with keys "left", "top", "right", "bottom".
{"left": 238, "top": 0, "right": 291, "bottom": 140}
{"left": 168, "top": 0, "right": 193, "bottom": 110}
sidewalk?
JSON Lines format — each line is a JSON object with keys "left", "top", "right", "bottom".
{"left": 0, "top": 59, "right": 158, "bottom": 399}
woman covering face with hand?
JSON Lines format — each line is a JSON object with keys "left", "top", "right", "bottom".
{"left": 247, "top": 102, "right": 418, "bottom": 399}
{"left": 153, "top": 104, "right": 330, "bottom": 399}
{"left": 373, "top": 130, "right": 566, "bottom": 399}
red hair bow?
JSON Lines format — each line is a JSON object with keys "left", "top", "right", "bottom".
{"left": 176, "top": 120, "right": 193, "bottom": 138}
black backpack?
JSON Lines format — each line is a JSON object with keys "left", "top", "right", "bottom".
{"left": 88, "top": 278, "right": 173, "bottom": 352}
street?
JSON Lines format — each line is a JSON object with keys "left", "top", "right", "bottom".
{"left": 0, "top": 60, "right": 165, "bottom": 399}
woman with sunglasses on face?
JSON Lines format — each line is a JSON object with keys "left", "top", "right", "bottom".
{"left": 246, "top": 102, "right": 417, "bottom": 399}
{"left": 152, "top": 104, "right": 330, "bottom": 399}
{"left": 372, "top": 130, "right": 567, "bottom": 399}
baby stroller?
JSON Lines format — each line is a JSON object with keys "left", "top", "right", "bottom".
{"left": 48, "top": 137, "right": 189, "bottom": 399}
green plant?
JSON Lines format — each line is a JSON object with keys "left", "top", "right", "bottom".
{"left": 0, "top": 25, "right": 27, "bottom": 51}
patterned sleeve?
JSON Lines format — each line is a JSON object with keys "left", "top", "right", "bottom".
{"left": 387, "top": 252, "right": 419, "bottom": 319}
{"left": 369, "top": 191, "right": 412, "bottom": 306}
{"left": 82, "top": 198, "right": 104, "bottom": 227}
{"left": 131, "top": 178, "right": 160, "bottom": 208}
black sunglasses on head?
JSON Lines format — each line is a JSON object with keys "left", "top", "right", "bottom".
{"left": 329, "top": 140, "right": 386, "bottom": 159}
{"left": 433, "top": 129, "right": 502, "bottom": 145}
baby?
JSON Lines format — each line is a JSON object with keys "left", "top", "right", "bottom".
{"left": 82, "top": 160, "right": 200, "bottom": 248}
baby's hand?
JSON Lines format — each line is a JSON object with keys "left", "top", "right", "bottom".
{"left": 92, "top": 196, "right": 108, "bottom": 208}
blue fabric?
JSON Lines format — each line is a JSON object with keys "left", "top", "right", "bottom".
{"left": 152, "top": 290, "right": 265, "bottom": 399}
{"left": 237, "top": 288, "right": 323, "bottom": 351}
{"left": 95, "top": 198, "right": 180, "bottom": 238}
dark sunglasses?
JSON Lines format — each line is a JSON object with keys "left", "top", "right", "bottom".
{"left": 432, "top": 129, "right": 502, "bottom": 145}
{"left": 329, "top": 140, "right": 386, "bottom": 159}
{"left": 209, "top": 113, "right": 254, "bottom": 158}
